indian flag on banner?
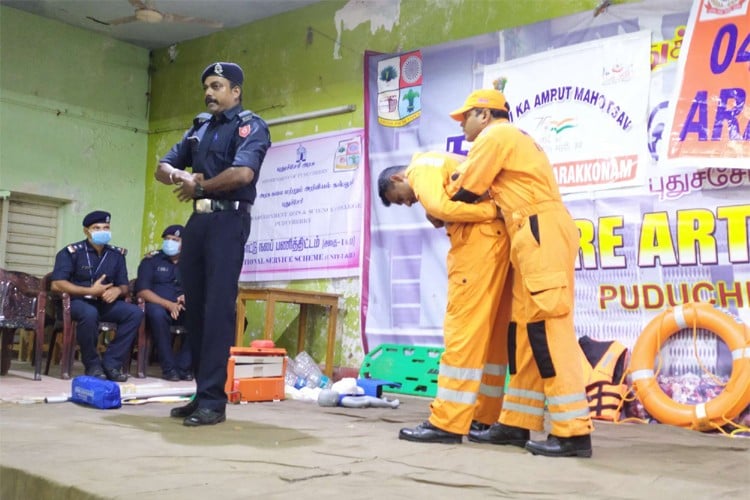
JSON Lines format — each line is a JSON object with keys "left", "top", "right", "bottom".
{"left": 481, "top": 31, "right": 653, "bottom": 194}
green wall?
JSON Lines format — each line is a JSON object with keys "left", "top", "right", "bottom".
{"left": 143, "top": 0, "right": 598, "bottom": 369}
{"left": 1, "top": 0, "right": 600, "bottom": 371}
{"left": 0, "top": 6, "right": 150, "bottom": 273}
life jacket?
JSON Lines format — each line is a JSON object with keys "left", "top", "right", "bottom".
{"left": 578, "top": 336, "right": 628, "bottom": 421}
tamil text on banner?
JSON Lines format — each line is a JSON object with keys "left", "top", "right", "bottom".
{"left": 481, "top": 31, "right": 653, "bottom": 194}
{"left": 241, "top": 129, "right": 364, "bottom": 282}
{"left": 364, "top": 0, "right": 750, "bottom": 425}
{"left": 663, "top": 0, "right": 750, "bottom": 169}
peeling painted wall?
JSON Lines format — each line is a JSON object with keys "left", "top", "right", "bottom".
{"left": 4, "top": 0, "right": 599, "bottom": 371}
{"left": 145, "top": 0, "right": 598, "bottom": 370}
{"left": 0, "top": 6, "right": 150, "bottom": 273}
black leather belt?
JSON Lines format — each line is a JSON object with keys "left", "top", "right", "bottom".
{"left": 193, "top": 199, "right": 252, "bottom": 214}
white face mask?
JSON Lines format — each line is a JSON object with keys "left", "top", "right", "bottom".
{"left": 162, "top": 239, "right": 181, "bottom": 256}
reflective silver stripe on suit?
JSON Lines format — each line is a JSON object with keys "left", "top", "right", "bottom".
{"left": 436, "top": 386, "right": 479, "bottom": 405}
{"left": 503, "top": 400, "right": 545, "bottom": 417}
{"left": 506, "top": 387, "right": 545, "bottom": 401}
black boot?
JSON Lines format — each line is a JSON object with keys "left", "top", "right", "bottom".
{"left": 183, "top": 408, "right": 226, "bottom": 427}
{"left": 170, "top": 398, "right": 199, "bottom": 418}
{"left": 470, "top": 420, "right": 490, "bottom": 432}
{"left": 468, "top": 423, "right": 529, "bottom": 447}
{"left": 103, "top": 367, "right": 128, "bottom": 382}
{"left": 524, "top": 434, "right": 592, "bottom": 458}
{"left": 85, "top": 366, "right": 106, "bottom": 380}
{"left": 399, "top": 421, "right": 462, "bottom": 444}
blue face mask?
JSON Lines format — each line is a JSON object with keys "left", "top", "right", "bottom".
{"left": 162, "top": 239, "right": 181, "bottom": 256}
{"left": 90, "top": 230, "right": 111, "bottom": 246}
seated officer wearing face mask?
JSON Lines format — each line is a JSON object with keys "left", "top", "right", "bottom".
{"left": 50, "top": 210, "right": 143, "bottom": 382}
{"left": 135, "top": 225, "right": 192, "bottom": 381}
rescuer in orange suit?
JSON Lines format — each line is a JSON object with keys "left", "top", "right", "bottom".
{"left": 447, "top": 88, "right": 594, "bottom": 457}
{"left": 378, "top": 150, "right": 512, "bottom": 444}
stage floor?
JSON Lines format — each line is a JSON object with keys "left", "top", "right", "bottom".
{"left": 1, "top": 361, "right": 748, "bottom": 499}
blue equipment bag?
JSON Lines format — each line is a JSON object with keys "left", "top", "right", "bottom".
{"left": 70, "top": 376, "right": 122, "bottom": 409}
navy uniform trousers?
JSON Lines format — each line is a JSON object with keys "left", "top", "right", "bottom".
{"left": 144, "top": 303, "right": 190, "bottom": 374}
{"left": 179, "top": 208, "right": 251, "bottom": 412}
{"left": 70, "top": 298, "right": 142, "bottom": 371}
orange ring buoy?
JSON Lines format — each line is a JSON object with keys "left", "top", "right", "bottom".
{"left": 630, "top": 302, "right": 750, "bottom": 431}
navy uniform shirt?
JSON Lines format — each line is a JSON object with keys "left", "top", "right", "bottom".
{"left": 160, "top": 104, "right": 271, "bottom": 204}
{"left": 135, "top": 251, "right": 182, "bottom": 303}
{"left": 51, "top": 240, "right": 130, "bottom": 295}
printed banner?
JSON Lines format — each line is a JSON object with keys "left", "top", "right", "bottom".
{"left": 663, "top": 0, "right": 750, "bottom": 169}
{"left": 364, "top": 2, "right": 750, "bottom": 424}
{"left": 482, "top": 31, "right": 653, "bottom": 193}
{"left": 241, "top": 129, "right": 364, "bottom": 281}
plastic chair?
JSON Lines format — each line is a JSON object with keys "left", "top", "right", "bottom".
{"left": 45, "top": 276, "right": 145, "bottom": 379}
{"left": 0, "top": 268, "right": 48, "bottom": 380}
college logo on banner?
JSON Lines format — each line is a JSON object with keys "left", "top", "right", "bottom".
{"left": 376, "top": 50, "right": 423, "bottom": 127}
{"left": 334, "top": 136, "right": 362, "bottom": 172}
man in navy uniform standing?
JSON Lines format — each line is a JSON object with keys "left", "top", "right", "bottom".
{"left": 135, "top": 224, "right": 192, "bottom": 381}
{"left": 50, "top": 210, "right": 143, "bottom": 382}
{"left": 155, "top": 62, "right": 271, "bottom": 426}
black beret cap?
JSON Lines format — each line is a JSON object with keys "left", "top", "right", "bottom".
{"left": 82, "top": 210, "right": 111, "bottom": 227}
{"left": 201, "top": 62, "right": 244, "bottom": 85}
{"left": 161, "top": 224, "right": 185, "bottom": 238}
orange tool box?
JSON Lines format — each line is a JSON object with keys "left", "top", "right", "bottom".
{"left": 225, "top": 345, "right": 287, "bottom": 403}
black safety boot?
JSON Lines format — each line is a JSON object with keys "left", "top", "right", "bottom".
{"left": 468, "top": 423, "right": 530, "bottom": 447}
{"left": 524, "top": 434, "right": 592, "bottom": 458}
{"left": 399, "top": 421, "right": 462, "bottom": 444}
{"left": 470, "top": 420, "right": 491, "bottom": 432}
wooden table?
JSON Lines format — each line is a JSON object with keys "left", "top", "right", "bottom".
{"left": 235, "top": 287, "right": 340, "bottom": 377}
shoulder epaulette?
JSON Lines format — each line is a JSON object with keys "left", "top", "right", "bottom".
{"left": 66, "top": 242, "right": 85, "bottom": 254}
{"left": 144, "top": 250, "right": 160, "bottom": 259}
{"left": 193, "top": 112, "right": 211, "bottom": 128}
{"left": 238, "top": 110, "right": 259, "bottom": 124}
{"left": 108, "top": 245, "right": 128, "bottom": 256}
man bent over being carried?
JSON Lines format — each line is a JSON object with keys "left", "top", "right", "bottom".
{"left": 379, "top": 150, "right": 512, "bottom": 444}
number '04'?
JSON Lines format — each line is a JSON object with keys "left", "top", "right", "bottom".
{"left": 710, "top": 23, "right": 750, "bottom": 74}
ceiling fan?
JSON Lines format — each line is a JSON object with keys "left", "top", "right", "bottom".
{"left": 92, "top": 0, "right": 223, "bottom": 28}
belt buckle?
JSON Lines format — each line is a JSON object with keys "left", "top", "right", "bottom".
{"left": 195, "top": 199, "right": 212, "bottom": 213}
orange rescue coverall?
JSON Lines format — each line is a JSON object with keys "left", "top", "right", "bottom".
{"left": 447, "top": 123, "right": 593, "bottom": 438}
{"left": 406, "top": 151, "right": 512, "bottom": 434}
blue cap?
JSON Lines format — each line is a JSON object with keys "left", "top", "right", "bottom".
{"left": 82, "top": 210, "right": 111, "bottom": 227}
{"left": 201, "top": 62, "right": 244, "bottom": 85}
{"left": 161, "top": 224, "right": 184, "bottom": 238}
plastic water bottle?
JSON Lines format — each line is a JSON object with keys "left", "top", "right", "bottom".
{"left": 285, "top": 356, "right": 302, "bottom": 388}
{"left": 305, "top": 372, "right": 332, "bottom": 390}
{"left": 294, "top": 351, "right": 332, "bottom": 389}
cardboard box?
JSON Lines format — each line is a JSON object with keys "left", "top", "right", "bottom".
{"left": 226, "top": 346, "right": 286, "bottom": 403}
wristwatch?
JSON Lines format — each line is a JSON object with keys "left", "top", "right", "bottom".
{"left": 194, "top": 182, "right": 206, "bottom": 198}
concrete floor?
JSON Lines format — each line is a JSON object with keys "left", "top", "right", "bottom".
{"left": 1, "top": 359, "right": 749, "bottom": 500}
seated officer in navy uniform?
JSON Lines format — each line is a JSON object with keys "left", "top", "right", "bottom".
{"left": 155, "top": 61, "right": 271, "bottom": 426}
{"left": 50, "top": 210, "right": 143, "bottom": 382}
{"left": 135, "top": 224, "right": 192, "bottom": 381}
